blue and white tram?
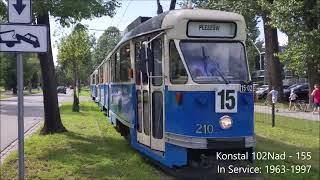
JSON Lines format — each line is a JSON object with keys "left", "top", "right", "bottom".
{"left": 91, "top": 9, "right": 255, "bottom": 168}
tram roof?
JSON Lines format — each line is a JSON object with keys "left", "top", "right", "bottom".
{"left": 95, "top": 9, "right": 245, "bottom": 69}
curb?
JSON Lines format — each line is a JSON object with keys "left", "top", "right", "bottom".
{"left": 0, "top": 120, "right": 42, "bottom": 164}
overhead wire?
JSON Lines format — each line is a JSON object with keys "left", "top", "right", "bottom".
{"left": 116, "top": 0, "right": 133, "bottom": 29}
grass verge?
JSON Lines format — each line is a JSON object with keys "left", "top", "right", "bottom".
{"left": 0, "top": 102, "right": 159, "bottom": 179}
{"left": 79, "top": 89, "right": 90, "bottom": 97}
{"left": 255, "top": 113, "right": 319, "bottom": 180}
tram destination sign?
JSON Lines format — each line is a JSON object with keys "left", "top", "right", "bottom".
{"left": 0, "top": 24, "right": 48, "bottom": 53}
{"left": 187, "top": 21, "right": 236, "bottom": 38}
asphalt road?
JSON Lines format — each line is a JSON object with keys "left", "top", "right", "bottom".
{"left": 0, "top": 92, "right": 73, "bottom": 151}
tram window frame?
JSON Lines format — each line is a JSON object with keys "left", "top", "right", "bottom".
{"left": 120, "top": 43, "right": 131, "bottom": 82}
{"left": 95, "top": 73, "right": 98, "bottom": 84}
{"left": 135, "top": 42, "right": 142, "bottom": 85}
{"left": 169, "top": 40, "right": 188, "bottom": 84}
{"left": 99, "top": 68, "right": 103, "bottom": 84}
{"left": 115, "top": 50, "right": 121, "bottom": 82}
{"left": 135, "top": 41, "right": 148, "bottom": 85}
{"left": 104, "top": 62, "right": 108, "bottom": 83}
{"left": 151, "top": 39, "right": 163, "bottom": 86}
{"left": 111, "top": 53, "right": 116, "bottom": 82}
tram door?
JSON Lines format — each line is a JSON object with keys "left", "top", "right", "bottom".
{"left": 136, "top": 38, "right": 165, "bottom": 152}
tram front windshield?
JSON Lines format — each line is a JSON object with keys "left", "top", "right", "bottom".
{"left": 180, "top": 41, "right": 249, "bottom": 84}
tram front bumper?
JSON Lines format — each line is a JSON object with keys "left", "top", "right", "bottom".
{"left": 165, "top": 132, "right": 255, "bottom": 149}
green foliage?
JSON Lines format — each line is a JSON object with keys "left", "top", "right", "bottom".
{"left": 0, "top": 53, "right": 40, "bottom": 92}
{"left": 267, "top": 0, "right": 320, "bottom": 76}
{"left": 92, "top": 26, "right": 121, "bottom": 67}
{"left": 56, "top": 65, "right": 72, "bottom": 86}
{"left": 58, "top": 24, "right": 93, "bottom": 111}
{"left": 33, "top": 0, "right": 120, "bottom": 27}
{"left": 58, "top": 25, "right": 92, "bottom": 75}
{"left": 0, "top": 2, "right": 5, "bottom": 22}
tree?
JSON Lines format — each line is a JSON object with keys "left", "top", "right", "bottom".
{"left": 0, "top": 53, "right": 40, "bottom": 94}
{"left": 92, "top": 26, "right": 121, "bottom": 67}
{"left": 30, "top": 0, "right": 119, "bottom": 134}
{"left": 0, "top": 53, "right": 17, "bottom": 93}
{"left": 267, "top": 0, "right": 320, "bottom": 103}
{"left": 24, "top": 54, "right": 41, "bottom": 93}
{"left": 56, "top": 65, "right": 72, "bottom": 86}
{"left": 58, "top": 24, "right": 92, "bottom": 112}
{"left": 258, "top": 0, "right": 284, "bottom": 99}
{"left": 170, "top": 0, "right": 177, "bottom": 10}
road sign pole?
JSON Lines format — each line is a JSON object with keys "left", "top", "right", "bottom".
{"left": 17, "top": 53, "right": 24, "bottom": 180}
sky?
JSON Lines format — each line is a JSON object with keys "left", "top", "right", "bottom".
{"left": 50, "top": 0, "right": 288, "bottom": 65}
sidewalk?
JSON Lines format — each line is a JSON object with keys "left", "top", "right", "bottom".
{"left": 255, "top": 105, "right": 320, "bottom": 121}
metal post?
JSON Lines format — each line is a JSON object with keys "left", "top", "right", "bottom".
{"left": 272, "top": 103, "right": 275, "bottom": 127}
{"left": 17, "top": 53, "right": 24, "bottom": 180}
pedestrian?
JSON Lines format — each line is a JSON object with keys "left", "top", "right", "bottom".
{"left": 289, "top": 90, "right": 298, "bottom": 111}
{"left": 268, "top": 87, "right": 279, "bottom": 112}
{"left": 311, "top": 84, "right": 320, "bottom": 114}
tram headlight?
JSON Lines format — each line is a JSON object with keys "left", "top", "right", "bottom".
{"left": 219, "top": 115, "right": 233, "bottom": 129}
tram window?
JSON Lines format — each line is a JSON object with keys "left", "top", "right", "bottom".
{"left": 115, "top": 50, "right": 121, "bottom": 82}
{"left": 137, "top": 90, "right": 142, "bottom": 133}
{"left": 180, "top": 41, "right": 249, "bottom": 84}
{"left": 104, "top": 63, "right": 108, "bottom": 83}
{"left": 152, "top": 39, "right": 162, "bottom": 86}
{"left": 169, "top": 40, "right": 188, "bottom": 84}
{"left": 152, "top": 92, "right": 163, "bottom": 139}
{"left": 111, "top": 54, "right": 116, "bottom": 82}
{"left": 135, "top": 42, "right": 141, "bottom": 85}
{"left": 99, "top": 68, "right": 103, "bottom": 83}
{"left": 143, "top": 90, "right": 150, "bottom": 135}
{"left": 135, "top": 42, "right": 148, "bottom": 85}
{"left": 120, "top": 44, "right": 131, "bottom": 82}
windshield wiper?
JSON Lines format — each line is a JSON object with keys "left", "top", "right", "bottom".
{"left": 201, "top": 46, "right": 229, "bottom": 84}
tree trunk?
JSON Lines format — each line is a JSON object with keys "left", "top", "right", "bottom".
{"left": 72, "top": 69, "right": 79, "bottom": 112}
{"left": 37, "top": 12, "right": 66, "bottom": 134}
{"left": 304, "top": 0, "right": 320, "bottom": 104}
{"left": 169, "top": 0, "right": 176, "bottom": 10}
{"left": 262, "top": 13, "right": 284, "bottom": 100}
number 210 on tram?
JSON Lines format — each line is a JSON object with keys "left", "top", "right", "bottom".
{"left": 90, "top": 9, "right": 255, "bottom": 168}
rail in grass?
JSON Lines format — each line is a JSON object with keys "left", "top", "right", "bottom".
{"left": 89, "top": 9, "right": 255, "bottom": 169}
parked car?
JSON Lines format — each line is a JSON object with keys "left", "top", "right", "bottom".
{"left": 291, "top": 84, "right": 309, "bottom": 101}
{"left": 283, "top": 83, "right": 308, "bottom": 101}
{"left": 283, "top": 84, "right": 299, "bottom": 100}
{"left": 256, "top": 85, "right": 269, "bottom": 99}
{"left": 57, "top": 86, "right": 67, "bottom": 94}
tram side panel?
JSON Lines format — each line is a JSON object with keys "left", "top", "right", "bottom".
{"left": 90, "top": 85, "right": 97, "bottom": 101}
{"left": 109, "top": 84, "right": 135, "bottom": 128}
{"left": 95, "top": 84, "right": 101, "bottom": 103}
{"left": 165, "top": 88, "right": 254, "bottom": 145}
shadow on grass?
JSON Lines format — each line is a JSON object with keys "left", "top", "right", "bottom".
{"left": 34, "top": 128, "right": 151, "bottom": 179}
